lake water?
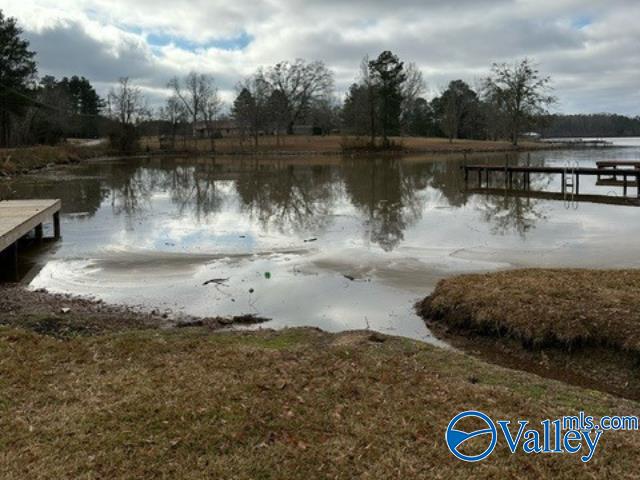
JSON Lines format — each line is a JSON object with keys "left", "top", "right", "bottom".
{"left": 2, "top": 137, "right": 640, "bottom": 342}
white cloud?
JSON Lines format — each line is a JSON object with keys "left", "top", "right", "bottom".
{"left": 2, "top": 0, "right": 639, "bottom": 114}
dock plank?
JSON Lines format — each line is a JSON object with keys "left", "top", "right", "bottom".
{"left": 0, "top": 199, "right": 61, "bottom": 252}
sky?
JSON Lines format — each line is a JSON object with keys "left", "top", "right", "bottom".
{"left": 3, "top": 0, "right": 639, "bottom": 115}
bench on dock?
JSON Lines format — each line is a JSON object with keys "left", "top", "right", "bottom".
{"left": 596, "top": 161, "right": 640, "bottom": 169}
{"left": 0, "top": 199, "right": 61, "bottom": 280}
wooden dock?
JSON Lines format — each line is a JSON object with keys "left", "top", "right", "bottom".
{"left": 466, "top": 187, "right": 640, "bottom": 207}
{"left": 463, "top": 164, "right": 640, "bottom": 198}
{"left": 0, "top": 199, "right": 61, "bottom": 280}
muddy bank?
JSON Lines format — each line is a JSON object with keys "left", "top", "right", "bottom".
{"left": 418, "top": 269, "right": 640, "bottom": 400}
{"left": 0, "top": 284, "right": 268, "bottom": 337}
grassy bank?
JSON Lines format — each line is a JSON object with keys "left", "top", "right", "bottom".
{"left": 140, "top": 134, "right": 561, "bottom": 156}
{"left": 1, "top": 287, "right": 640, "bottom": 478}
{"left": 419, "top": 269, "right": 640, "bottom": 351}
{"left": 418, "top": 269, "right": 640, "bottom": 400}
{"left": 0, "top": 136, "right": 567, "bottom": 178}
{"left": 0, "top": 144, "right": 109, "bottom": 177}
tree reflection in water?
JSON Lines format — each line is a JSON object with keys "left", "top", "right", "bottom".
{"left": 478, "top": 194, "right": 546, "bottom": 237}
{"left": 472, "top": 158, "right": 552, "bottom": 237}
{"left": 343, "top": 158, "right": 426, "bottom": 251}
{"left": 235, "top": 162, "right": 338, "bottom": 235}
{"left": 169, "top": 164, "right": 225, "bottom": 220}
{"left": 47, "top": 153, "right": 557, "bottom": 249}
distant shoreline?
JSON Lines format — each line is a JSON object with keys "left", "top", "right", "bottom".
{"left": 0, "top": 135, "right": 618, "bottom": 178}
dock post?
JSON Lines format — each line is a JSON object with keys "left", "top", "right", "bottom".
{"left": 576, "top": 174, "right": 580, "bottom": 195}
{"left": 35, "top": 223, "right": 43, "bottom": 244}
{"left": 623, "top": 175, "right": 628, "bottom": 197}
{"left": 6, "top": 241, "right": 19, "bottom": 282}
{"left": 53, "top": 212, "right": 61, "bottom": 239}
{"left": 561, "top": 172, "right": 565, "bottom": 194}
{"left": 477, "top": 170, "right": 481, "bottom": 188}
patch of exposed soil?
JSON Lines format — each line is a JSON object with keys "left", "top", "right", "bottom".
{"left": 0, "top": 284, "right": 268, "bottom": 338}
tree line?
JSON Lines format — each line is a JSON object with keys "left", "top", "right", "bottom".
{"left": 2, "top": 9, "right": 638, "bottom": 153}
{"left": 0, "top": 12, "right": 104, "bottom": 146}
{"left": 540, "top": 114, "right": 640, "bottom": 138}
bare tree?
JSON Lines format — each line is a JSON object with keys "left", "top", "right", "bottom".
{"left": 400, "top": 62, "right": 426, "bottom": 133}
{"left": 159, "top": 95, "right": 186, "bottom": 149}
{"left": 107, "top": 77, "right": 146, "bottom": 151}
{"left": 232, "top": 74, "right": 270, "bottom": 148}
{"left": 267, "top": 88, "right": 289, "bottom": 145}
{"left": 343, "top": 56, "right": 379, "bottom": 143}
{"left": 201, "top": 80, "right": 221, "bottom": 151}
{"left": 483, "top": 58, "right": 555, "bottom": 145}
{"left": 168, "top": 72, "right": 210, "bottom": 141}
{"left": 442, "top": 93, "right": 462, "bottom": 143}
{"left": 264, "top": 59, "right": 334, "bottom": 133}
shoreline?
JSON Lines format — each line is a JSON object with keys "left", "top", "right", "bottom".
{"left": 417, "top": 269, "right": 640, "bottom": 401}
{"left": 1, "top": 283, "right": 639, "bottom": 477}
{"left": 0, "top": 284, "right": 268, "bottom": 336}
{"left": 0, "top": 136, "right": 608, "bottom": 178}
{"left": 3, "top": 276, "right": 638, "bottom": 403}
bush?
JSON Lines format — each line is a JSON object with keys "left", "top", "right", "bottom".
{"left": 108, "top": 124, "right": 139, "bottom": 152}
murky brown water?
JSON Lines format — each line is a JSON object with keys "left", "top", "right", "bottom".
{"left": 2, "top": 139, "right": 640, "bottom": 342}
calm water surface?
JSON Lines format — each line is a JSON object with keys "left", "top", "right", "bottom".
{"left": 2, "top": 138, "right": 640, "bottom": 342}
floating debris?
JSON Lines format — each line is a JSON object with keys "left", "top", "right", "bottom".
{"left": 203, "top": 278, "right": 229, "bottom": 286}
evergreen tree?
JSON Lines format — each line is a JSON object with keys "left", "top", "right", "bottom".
{"left": 368, "top": 51, "right": 406, "bottom": 147}
{"left": 0, "top": 10, "right": 37, "bottom": 147}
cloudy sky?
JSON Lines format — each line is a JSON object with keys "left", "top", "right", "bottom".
{"left": 3, "top": 0, "right": 639, "bottom": 114}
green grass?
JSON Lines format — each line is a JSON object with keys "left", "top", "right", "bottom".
{"left": 1, "top": 325, "right": 639, "bottom": 478}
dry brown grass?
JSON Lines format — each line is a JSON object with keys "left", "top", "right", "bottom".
{"left": 419, "top": 269, "right": 640, "bottom": 352}
{"left": 1, "top": 324, "right": 639, "bottom": 478}
{"left": 0, "top": 144, "right": 108, "bottom": 176}
{"left": 0, "top": 136, "right": 557, "bottom": 179}
{"left": 141, "top": 135, "right": 554, "bottom": 155}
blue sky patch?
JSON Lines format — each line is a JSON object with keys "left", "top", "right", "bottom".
{"left": 146, "top": 31, "right": 252, "bottom": 51}
{"left": 572, "top": 16, "right": 592, "bottom": 29}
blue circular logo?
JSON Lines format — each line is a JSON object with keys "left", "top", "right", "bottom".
{"left": 446, "top": 410, "right": 497, "bottom": 462}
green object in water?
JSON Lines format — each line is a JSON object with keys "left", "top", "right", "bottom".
{"left": 265, "top": 272, "right": 271, "bottom": 279}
